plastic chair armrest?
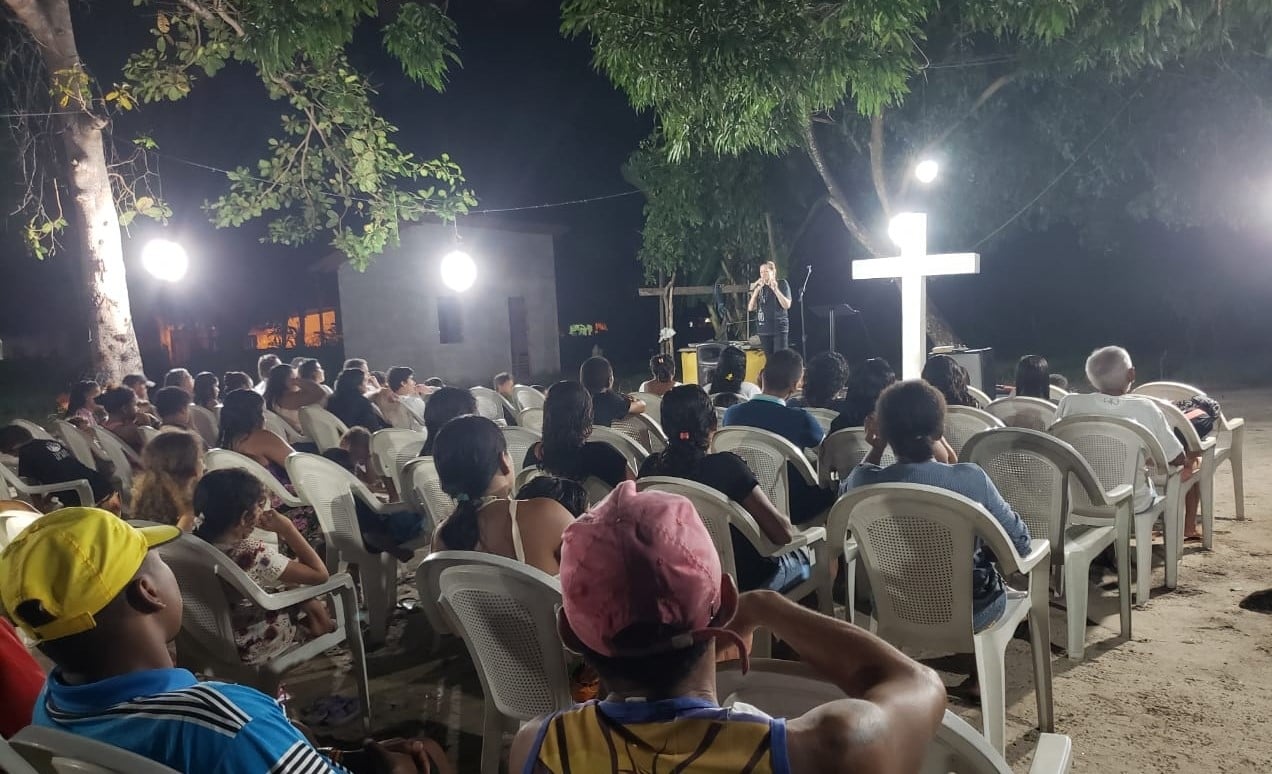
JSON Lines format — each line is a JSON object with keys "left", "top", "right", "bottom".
{"left": 247, "top": 572, "right": 357, "bottom": 611}
{"left": 1103, "top": 484, "right": 1133, "bottom": 506}
{"left": 1198, "top": 436, "right": 1217, "bottom": 452}
{"left": 1028, "top": 733, "right": 1074, "bottom": 774}
{"left": 1011, "top": 538, "right": 1051, "bottom": 574}
{"left": 1224, "top": 416, "right": 1245, "bottom": 431}
{"left": 15, "top": 479, "right": 94, "bottom": 506}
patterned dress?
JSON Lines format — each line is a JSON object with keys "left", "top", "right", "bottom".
{"left": 216, "top": 537, "right": 300, "bottom": 664}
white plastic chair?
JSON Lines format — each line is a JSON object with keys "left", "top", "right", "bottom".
{"left": 631, "top": 391, "right": 662, "bottom": 423}
{"left": 1049, "top": 384, "right": 1071, "bottom": 402}
{"left": 805, "top": 407, "right": 839, "bottom": 434}
{"left": 89, "top": 428, "right": 137, "bottom": 510}
{"left": 500, "top": 426, "right": 542, "bottom": 478}
{"left": 513, "top": 385, "right": 544, "bottom": 411}
{"left": 298, "top": 405, "right": 348, "bottom": 452}
{"left": 817, "top": 427, "right": 896, "bottom": 488}
{"left": 52, "top": 420, "right": 98, "bottom": 469}
{"left": 399, "top": 456, "right": 454, "bottom": 537}
{"left": 262, "top": 408, "right": 307, "bottom": 446}
{"left": 286, "top": 452, "right": 407, "bottom": 646}
{"left": 137, "top": 426, "right": 159, "bottom": 447}
{"left": 0, "top": 734, "right": 37, "bottom": 774}
{"left": 1134, "top": 380, "right": 1245, "bottom": 520}
{"left": 518, "top": 407, "right": 543, "bottom": 433}
{"left": 963, "top": 428, "right": 1134, "bottom": 660}
{"left": 838, "top": 483, "right": 1053, "bottom": 753}
{"left": 588, "top": 425, "right": 648, "bottom": 472}
{"left": 0, "top": 463, "right": 93, "bottom": 509}
{"left": 151, "top": 532, "right": 371, "bottom": 729}
{"left": 984, "top": 396, "right": 1057, "bottom": 432}
{"left": 10, "top": 419, "right": 52, "bottom": 440}
{"left": 711, "top": 426, "right": 823, "bottom": 521}
{"left": 944, "top": 405, "right": 1005, "bottom": 458}
{"left": 1143, "top": 397, "right": 1215, "bottom": 550}
{"left": 470, "top": 386, "right": 514, "bottom": 425}
{"left": 203, "top": 449, "right": 304, "bottom": 509}
{"left": 188, "top": 404, "right": 220, "bottom": 447}
{"left": 612, "top": 414, "right": 667, "bottom": 454}
{"left": 9, "top": 725, "right": 180, "bottom": 773}
{"left": 0, "top": 509, "right": 41, "bottom": 550}
{"left": 370, "top": 428, "right": 427, "bottom": 498}
{"left": 966, "top": 385, "right": 994, "bottom": 409}
{"left": 715, "top": 660, "right": 1073, "bottom": 774}
{"left": 436, "top": 558, "right": 573, "bottom": 774}
{"left": 1051, "top": 415, "right": 1182, "bottom": 604}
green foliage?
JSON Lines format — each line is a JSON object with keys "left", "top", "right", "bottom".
{"left": 122, "top": 0, "right": 474, "bottom": 268}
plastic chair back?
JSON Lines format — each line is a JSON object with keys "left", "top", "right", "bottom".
{"left": 514, "top": 386, "right": 545, "bottom": 411}
{"left": 518, "top": 408, "right": 544, "bottom": 433}
{"left": 285, "top": 452, "right": 370, "bottom": 555}
{"left": 53, "top": 421, "right": 97, "bottom": 469}
{"left": 400, "top": 456, "right": 454, "bottom": 536}
{"left": 636, "top": 477, "right": 742, "bottom": 577}
{"left": 1049, "top": 384, "right": 1071, "bottom": 402}
{"left": 711, "top": 426, "right": 811, "bottom": 516}
{"left": 262, "top": 409, "right": 304, "bottom": 445}
{"left": 838, "top": 483, "right": 1022, "bottom": 653}
{"left": 415, "top": 550, "right": 512, "bottom": 638}
{"left": 612, "top": 415, "right": 666, "bottom": 454}
{"left": 501, "top": 427, "right": 542, "bottom": 478}
{"left": 582, "top": 476, "right": 613, "bottom": 505}
{"left": 371, "top": 428, "right": 427, "bottom": 496}
{"left": 203, "top": 448, "right": 303, "bottom": 508}
{"left": 805, "top": 408, "right": 838, "bottom": 434}
{"left": 0, "top": 510, "right": 41, "bottom": 549}
{"left": 588, "top": 425, "right": 648, "bottom": 472}
{"left": 90, "top": 428, "right": 136, "bottom": 504}
{"left": 984, "top": 396, "right": 1057, "bottom": 432}
{"left": 436, "top": 559, "right": 573, "bottom": 720}
{"left": 966, "top": 386, "right": 993, "bottom": 409}
{"left": 188, "top": 405, "right": 220, "bottom": 446}
{"left": 818, "top": 428, "right": 896, "bottom": 487}
{"left": 298, "top": 405, "right": 347, "bottom": 452}
{"left": 469, "top": 387, "right": 508, "bottom": 423}
{"left": 631, "top": 392, "right": 662, "bottom": 423}
{"left": 138, "top": 426, "right": 159, "bottom": 447}
{"left": 1050, "top": 415, "right": 1170, "bottom": 494}
{"left": 153, "top": 534, "right": 253, "bottom": 666}
{"left": 1131, "top": 381, "right": 1197, "bottom": 404}
{"left": 944, "top": 406, "right": 1005, "bottom": 457}
{"left": 0, "top": 733, "right": 37, "bottom": 774}
{"left": 10, "top": 725, "right": 179, "bottom": 773}
{"left": 11, "top": 419, "right": 52, "bottom": 440}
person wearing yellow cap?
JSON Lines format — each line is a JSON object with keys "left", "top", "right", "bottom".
{"left": 0, "top": 508, "right": 446, "bottom": 773}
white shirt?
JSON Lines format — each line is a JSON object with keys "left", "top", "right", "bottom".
{"left": 706, "top": 381, "right": 761, "bottom": 399}
{"left": 1055, "top": 392, "right": 1184, "bottom": 512}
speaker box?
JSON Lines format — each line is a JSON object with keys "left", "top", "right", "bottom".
{"left": 934, "top": 348, "right": 994, "bottom": 395}
{"left": 694, "top": 343, "right": 725, "bottom": 385}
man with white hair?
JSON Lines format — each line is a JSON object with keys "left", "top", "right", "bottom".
{"left": 1055, "top": 345, "right": 1201, "bottom": 539}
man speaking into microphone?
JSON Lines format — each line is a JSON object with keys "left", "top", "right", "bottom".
{"left": 747, "top": 260, "right": 792, "bottom": 356}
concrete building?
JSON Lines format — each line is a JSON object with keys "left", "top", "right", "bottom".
{"left": 334, "top": 219, "right": 562, "bottom": 386}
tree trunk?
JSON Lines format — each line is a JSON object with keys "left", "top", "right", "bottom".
{"left": 7, "top": 0, "right": 145, "bottom": 383}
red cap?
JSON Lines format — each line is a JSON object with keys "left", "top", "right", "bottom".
{"left": 560, "top": 481, "right": 748, "bottom": 671}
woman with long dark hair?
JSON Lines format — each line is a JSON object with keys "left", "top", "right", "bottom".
{"left": 638, "top": 385, "right": 809, "bottom": 592}
{"left": 705, "top": 345, "right": 759, "bottom": 405}
{"left": 524, "top": 380, "right": 631, "bottom": 487}
{"left": 218, "top": 389, "right": 296, "bottom": 478}
{"left": 432, "top": 415, "right": 575, "bottom": 575}
{"left": 1014, "top": 355, "right": 1051, "bottom": 400}
{"left": 65, "top": 380, "right": 102, "bottom": 425}
{"left": 192, "top": 372, "right": 220, "bottom": 410}
{"left": 829, "top": 357, "right": 897, "bottom": 433}
{"left": 262, "top": 363, "right": 326, "bottom": 435}
{"left": 639, "top": 353, "right": 678, "bottom": 396}
{"left": 922, "top": 354, "right": 976, "bottom": 408}
{"left": 420, "top": 387, "right": 477, "bottom": 456}
{"left": 790, "top": 351, "right": 849, "bottom": 410}
{"left": 326, "top": 368, "right": 389, "bottom": 431}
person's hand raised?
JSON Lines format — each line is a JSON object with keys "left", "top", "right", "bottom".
{"left": 864, "top": 414, "right": 887, "bottom": 451}
{"left": 256, "top": 508, "right": 293, "bottom": 534}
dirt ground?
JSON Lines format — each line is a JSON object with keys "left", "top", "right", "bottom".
{"left": 282, "top": 386, "right": 1272, "bottom": 773}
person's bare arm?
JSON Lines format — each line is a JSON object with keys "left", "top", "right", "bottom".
{"left": 741, "top": 486, "right": 796, "bottom": 545}
{"left": 748, "top": 283, "right": 762, "bottom": 311}
{"left": 509, "top": 717, "right": 548, "bottom": 773}
{"left": 772, "top": 280, "right": 792, "bottom": 310}
{"left": 519, "top": 500, "right": 575, "bottom": 575}
{"left": 282, "top": 379, "right": 328, "bottom": 409}
{"left": 626, "top": 397, "right": 647, "bottom": 416}
{"left": 260, "top": 509, "right": 330, "bottom": 585}
{"left": 863, "top": 415, "right": 887, "bottom": 466}
{"left": 731, "top": 591, "right": 945, "bottom": 774}
{"left": 255, "top": 429, "right": 296, "bottom": 469}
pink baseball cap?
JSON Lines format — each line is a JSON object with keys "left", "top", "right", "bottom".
{"left": 559, "top": 481, "right": 748, "bottom": 671}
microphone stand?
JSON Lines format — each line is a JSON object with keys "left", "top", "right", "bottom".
{"left": 798, "top": 265, "right": 813, "bottom": 357}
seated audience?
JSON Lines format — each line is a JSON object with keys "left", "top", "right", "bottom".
{"left": 639, "top": 353, "right": 679, "bottom": 396}
{"left": 163, "top": 368, "right": 195, "bottom": 394}
{"left": 319, "top": 429, "right": 422, "bottom": 559}
{"left": 581, "top": 356, "right": 645, "bottom": 427}
{"left": 922, "top": 354, "right": 977, "bottom": 407}
{"left": 0, "top": 424, "right": 118, "bottom": 511}
{"left": 221, "top": 370, "right": 253, "bottom": 394}
{"left": 384, "top": 366, "right": 425, "bottom": 429}
{"left": 1015, "top": 355, "right": 1051, "bottom": 400}
{"left": 98, "top": 387, "right": 148, "bottom": 455}
{"left": 192, "top": 371, "right": 220, "bottom": 410}
{"left": 122, "top": 373, "right": 155, "bottom": 413}
{"left": 420, "top": 387, "right": 477, "bottom": 456}
{"left": 789, "top": 351, "right": 850, "bottom": 411}
{"left": 343, "top": 357, "right": 369, "bottom": 372}
{"left": 131, "top": 431, "right": 203, "bottom": 530}
{"left": 493, "top": 371, "right": 519, "bottom": 424}
{"left": 841, "top": 381, "right": 1029, "bottom": 631}
{"left": 218, "top": 389, "right": 295, "bottom": 476}
{"left": 723, "top": 349, "right": 832, "bottom": 523}
{"left": 0, "top": 616, "right": 43, "bottom": 737}
{"left": 297, "top": 358, "right": 331, "bottom": 396}
{"left": 515, "top": 475, "right": 589, "bottom": 517}
{"left": 64, "top": 380, "right": 102, "bottom": 426}
{"left": 192, "top": 469, "right": 335, "bottom": 663}
{"left": 253, "top": 353, "right": 281, "bottom": 394}
{"left": 0, "top": 508, "right": 440, "bottom": 772}
{"left": 508, "top": 482, "right": 946, "bottom": 773}
{"left": 829, "top": 357, "right": 897, "bottom": 433}
{"left": 328, "top": 368, "right": 390, "bottom": 432}
{"left": 1056, "top": 345, "right": 1199, "bottom": 539}
{"left": 432, "top": 415, "right": 575, "bottom": 575}
{"left": 706, "top": 345, "right": 760, "bottom": 403}
{"left": 322, "top": 426, "right": 378, "bottom": 489}
{"left": 153, "top": 386, "right": 194, "bottom": 433}
{"left": 1050, "top": 372, "right": 1070, "bottom": 391}
{"left": 263, "top": 362, "right": 327, "bottom": 435}
{"left": 524, "top": 380, "right": 632, "bottom": 488}
{"left": 639, "top": 385, "right": 809, "bottom": 592}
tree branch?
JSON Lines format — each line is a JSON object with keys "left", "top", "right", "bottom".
{"left": 175, "top": 0, "right": 245, "bottom": 37}
{"left": 802, "top": 121, "right": 883, "bottom": 257}
{"left": 870, "top": 111, "right": 891, "bottom": 220}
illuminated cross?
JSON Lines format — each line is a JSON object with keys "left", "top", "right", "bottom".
{"left": 852, "top": 212, "right": 980, "bottom": 380}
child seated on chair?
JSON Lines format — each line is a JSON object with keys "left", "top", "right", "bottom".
{"left": 840, "top": 380, "right": 1031, "bottom": 633}
{"left": 192, "top": 469, "right": 335, "bottom": 664}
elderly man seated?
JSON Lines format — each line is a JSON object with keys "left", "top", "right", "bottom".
{"left": 1055, "top": 346, "right": 1200, "bottom": 540}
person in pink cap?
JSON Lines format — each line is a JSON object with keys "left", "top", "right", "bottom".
{"left": 509, "top": 481, "right": 946, "bottom": 774}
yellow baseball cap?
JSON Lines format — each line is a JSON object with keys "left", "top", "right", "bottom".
{"left": 0, "top": 508, "right": 180, "bottom": 642}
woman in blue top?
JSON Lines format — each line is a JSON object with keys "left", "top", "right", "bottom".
{"left": 839, "top": 379, "right": 1031, "bottom": 633}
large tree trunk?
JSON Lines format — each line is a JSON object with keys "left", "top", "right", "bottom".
{"left": 7, "top": 0, "right": 145, "bottom": 383}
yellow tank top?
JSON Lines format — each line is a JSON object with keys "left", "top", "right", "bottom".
{"left": 526, "top": 697, "right": 789, "bottom": 774}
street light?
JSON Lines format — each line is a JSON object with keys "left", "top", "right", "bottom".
{"left": 141, "top": 238, "right": 188, "bottom": 282}
{"left": 914, "top": 159, "right": 940, "bottom": 184}
{"left": 440, "top": 249, "right": 476, "bottom": 292}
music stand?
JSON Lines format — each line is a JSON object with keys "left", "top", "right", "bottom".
{"left": 810, "top": 303, "right": 858, "bottom": 353}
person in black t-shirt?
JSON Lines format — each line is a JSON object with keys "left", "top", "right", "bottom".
{"left": 637, "top": 385, "right": 811, "bottom": 593}
{"left": 747, "top": 261, "right": 792, "bottom": 356}
{"left": 579, "top": 357, "right": 645, "bottom": 428}
{"left": 523, "top": 380, "right": 631, "bottom": 488}
{"left": 0, "top": 425, "right": 118, "bottom": 512}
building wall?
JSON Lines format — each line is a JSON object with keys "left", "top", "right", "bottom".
{"left": 337, "top": 223, "right": 560, "bottom": 386}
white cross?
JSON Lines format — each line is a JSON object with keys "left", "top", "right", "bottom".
{"left": 851, "top": 212, "right": 980, "bottom": 380}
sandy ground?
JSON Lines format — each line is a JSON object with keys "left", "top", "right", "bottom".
{"left": 281, "top": 386, "right": 1272, "bottom": 773}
